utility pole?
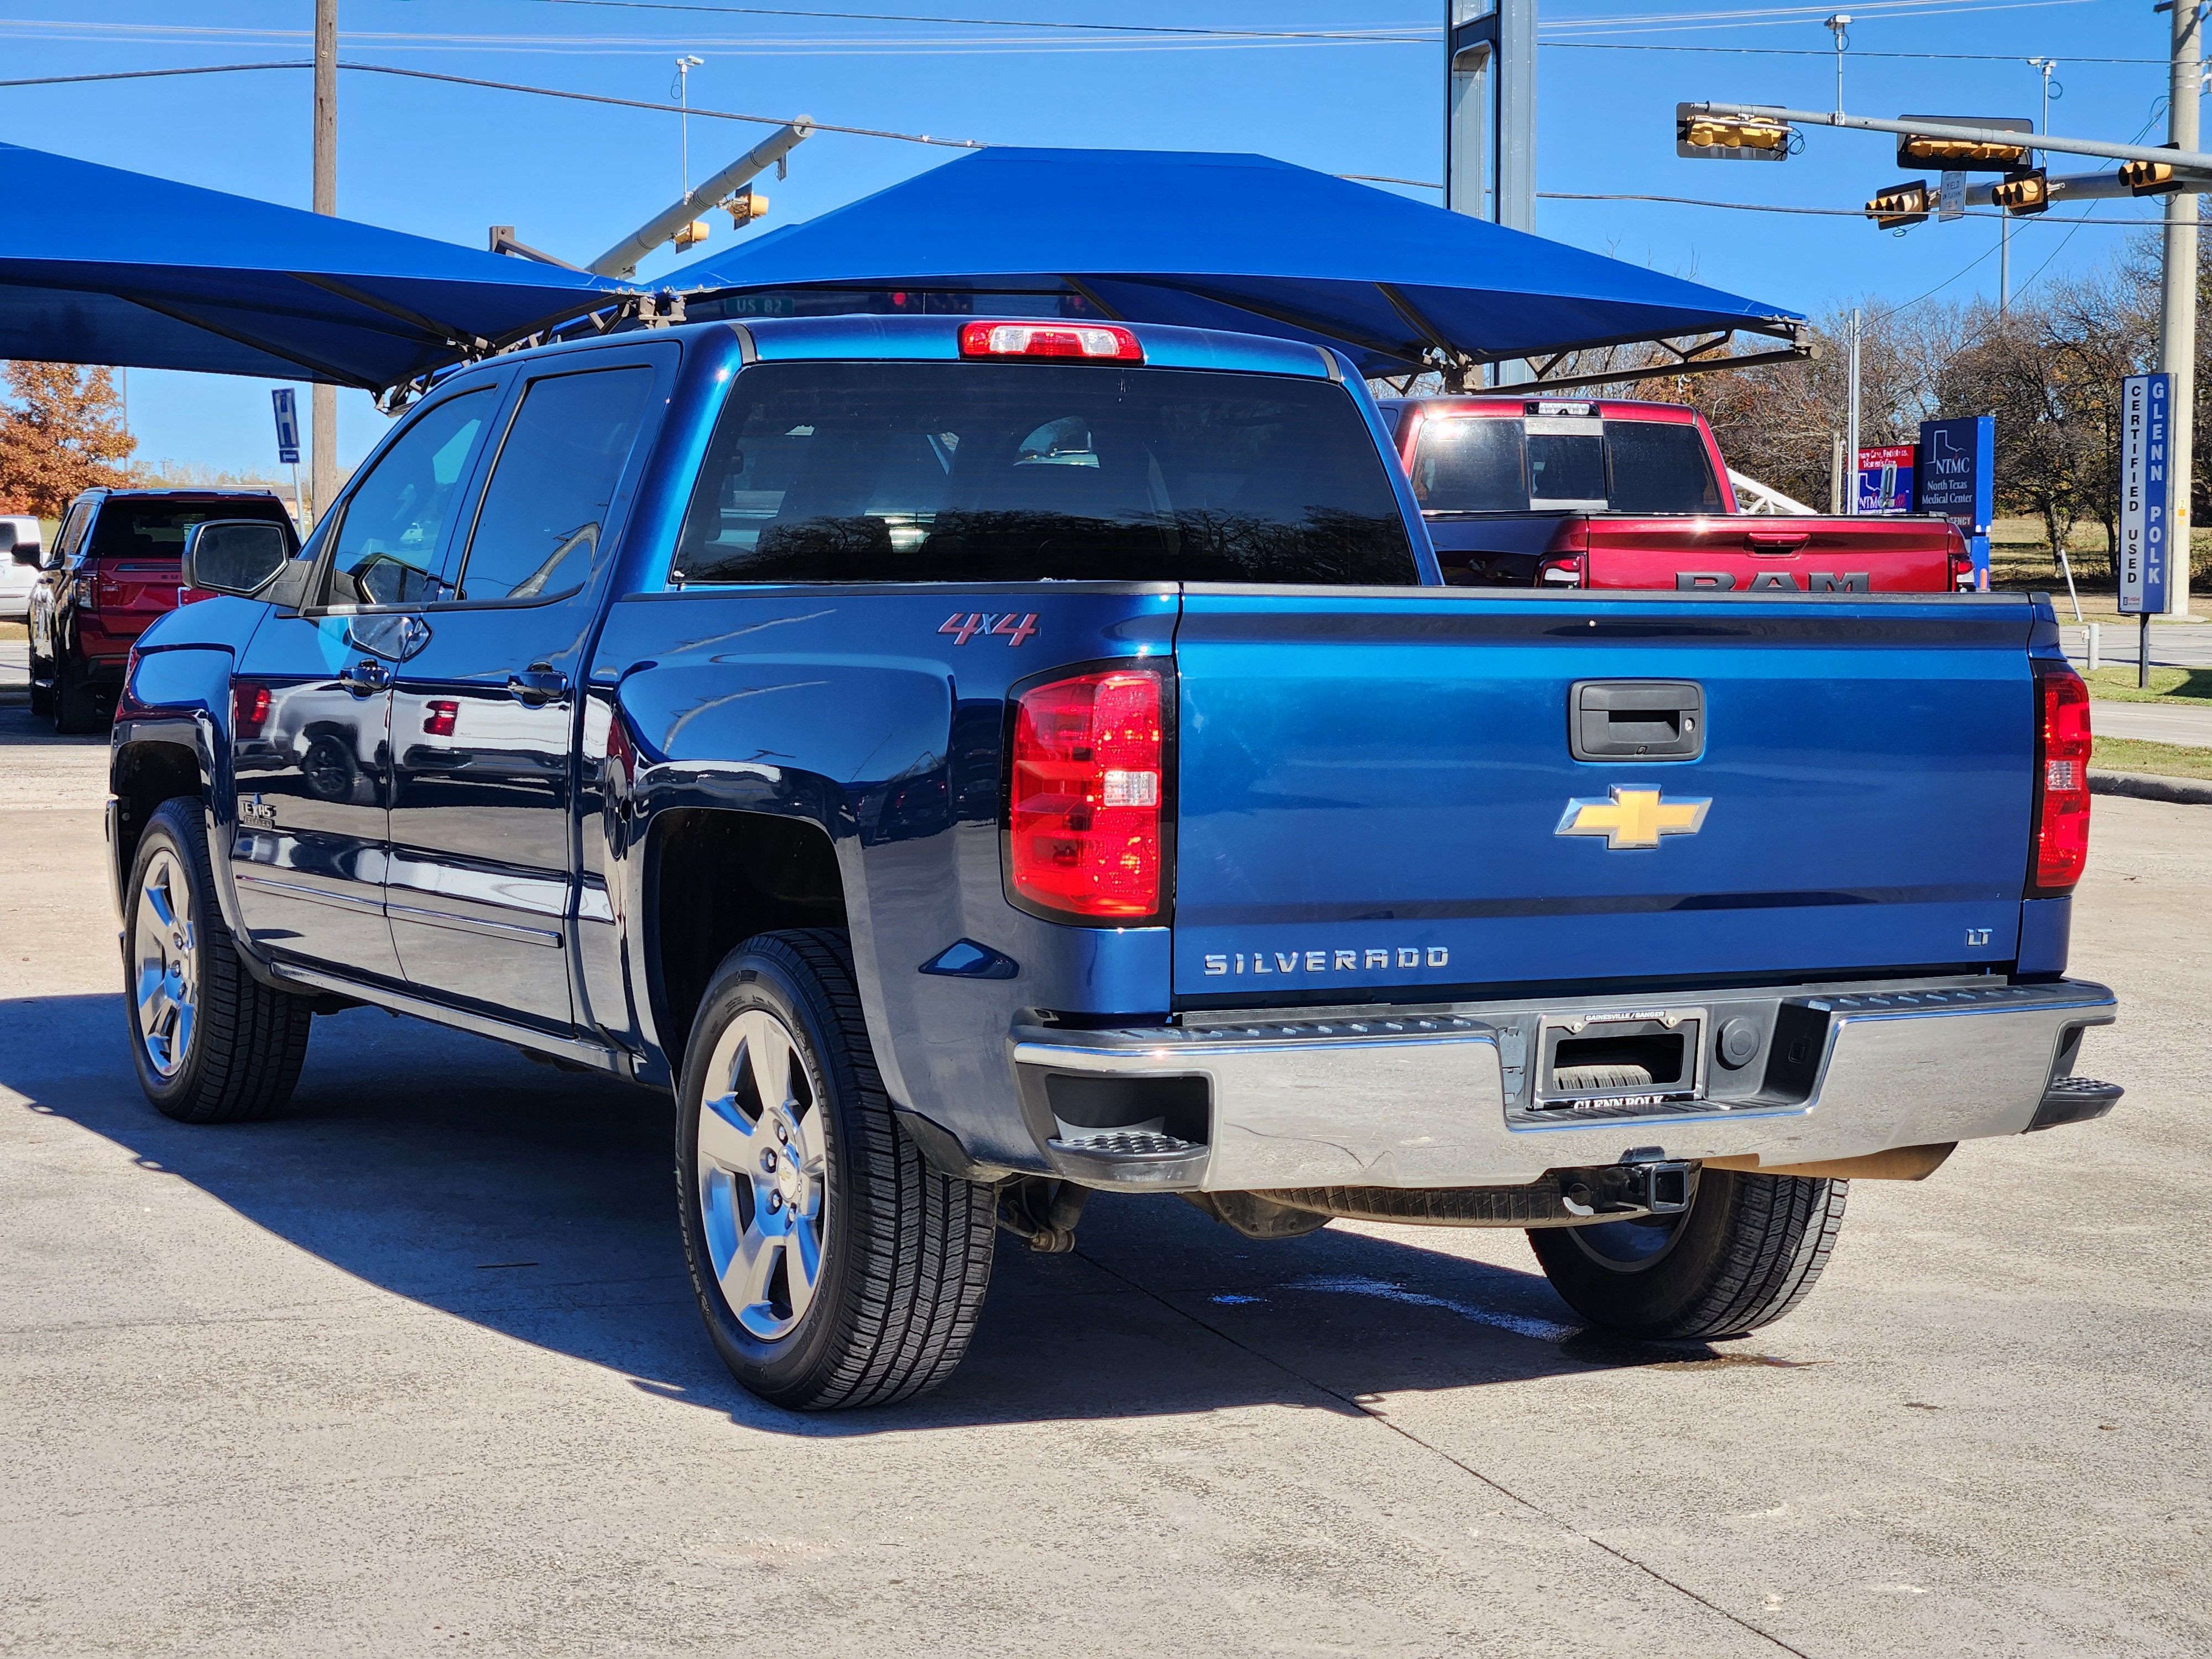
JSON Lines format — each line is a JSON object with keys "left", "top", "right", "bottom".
{"left": 2160, "top": 0, "right": 2201, "bottom": 618}
{"left": 311, "top": 0, "right": 337, "bottom": 529}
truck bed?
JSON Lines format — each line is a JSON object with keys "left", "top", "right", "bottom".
{"left": 1427, "top": 510, "right": 1968, "bottom": 593}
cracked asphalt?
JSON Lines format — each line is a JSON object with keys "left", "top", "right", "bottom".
{"left": 1, "top": 701, "right": 2205, "bottom": 1657}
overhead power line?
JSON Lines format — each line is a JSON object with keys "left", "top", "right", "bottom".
{"left": 1541, "top": 40, "right": 2163, "bottom": 64}
{"left": 337, "top": 59, "right": 984, "bottom": 142}
{"left": 0, "top": 58, "right": 983, "bottom": 146}
{"left": 1541, "top": 190, "right": 2164, "bottom": 225}
{"left": 509, "top": 0, "right": 1422, "bottom": 38}
{"left": 1340, "top": 171, "right": 2167, "bottom": 226}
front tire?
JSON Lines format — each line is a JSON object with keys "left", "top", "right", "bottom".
{"left": 27, "top": 643, "right": 54, "bottom": 716}
{"left": 676, "top": 930, "right": 997, "bottom": 1410}
{"left": 53, "top": 646, "right": 103, "bottom": 734}
{"left": 125, "top": 799, "right": 314, "bottom": 1122}
{"left": 1527, "top": 1168, "right": 1848, "bottom": 1340}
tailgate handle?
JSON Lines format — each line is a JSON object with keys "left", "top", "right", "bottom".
{"left": 1571, "top": 680, "right": 1705, "bottom": 762}
{"left": 1745, "top": 530, "right": 1811, "bottom": 553}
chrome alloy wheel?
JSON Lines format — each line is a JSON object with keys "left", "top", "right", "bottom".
{"left": 696, "top": 1007, "right": 830, "bottom": 1342}
{"left": 1565, "top": 1208, "right": 1691, "bottom": 1273}
{"left": 132, "top": 847, "right": 199, "bottom": 1078}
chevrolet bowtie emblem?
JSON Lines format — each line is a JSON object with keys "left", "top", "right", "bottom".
{"left": 1556, "top": 786, "right": 1710, "bottom": 849}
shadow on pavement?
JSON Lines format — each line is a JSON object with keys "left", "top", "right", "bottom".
{"left": 6, "top": 990, "right": 1730, "bottom": 1435}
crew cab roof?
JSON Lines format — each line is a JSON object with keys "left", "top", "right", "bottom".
{"left": 434, "top": 314, "right": 1345, "bottom": 389}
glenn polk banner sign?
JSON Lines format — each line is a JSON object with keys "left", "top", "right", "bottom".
{"left": 2118, "top": 372, "right": 2171, "bottom": 617}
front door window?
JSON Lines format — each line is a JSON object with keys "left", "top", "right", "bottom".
{"left": 327, "top": 388, "right": 497, "bottom": 607}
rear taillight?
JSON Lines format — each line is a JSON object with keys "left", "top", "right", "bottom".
{"left": 422, "top": 699, "right": 459, "bottom": 738}
{"left": 232, "top": 682, "right": 272, "bottom": 738}
{"left": 1007, "top": 666, "right": 1167, "bottom": 921}
{"left": 2030, "top": 660, "right": 2091, "bottom": 893}
{"left": 959, "top": 320, "right": 1143, "bottom": 362}
{"left": 80, "top": 569, "right": 101, "bottom": 612}
{"left": 1538, "top": 520, "right": 1587, "bottom": 586}
{"left": 1948, "top": 531, "right": 1976, "bottom": 592}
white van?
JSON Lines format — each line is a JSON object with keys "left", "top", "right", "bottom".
{"left": 0, "top": 515, "right": 43, "bottom": 621}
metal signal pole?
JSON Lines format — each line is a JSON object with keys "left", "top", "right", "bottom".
{"left": 1446, "top": 0, "right": 1535, "bottom": 385}
{"left": 1845, "top": 307, "right": 1863, "bottom": 515}
{"left": 2160, "top": 0, "right": 2200, "bottom": 617}
{"left": 311, "top": 0, "right": 337, "bottom": 529}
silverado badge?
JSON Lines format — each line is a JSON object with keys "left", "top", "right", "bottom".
{"left": 1556, "top": 786, "right": 1709, "bottom": 849}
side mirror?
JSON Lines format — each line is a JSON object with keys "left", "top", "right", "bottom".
{"left": 181, "top": 519, "right": 293, "bottom": 598}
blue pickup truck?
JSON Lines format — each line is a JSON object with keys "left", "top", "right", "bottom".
{"left": 107, "top": 313, "right": 2120, "bottom": 1408}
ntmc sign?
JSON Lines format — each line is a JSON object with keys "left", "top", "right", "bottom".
{"left": 2118, "top": 373, "right": 2171, "bottom": 617}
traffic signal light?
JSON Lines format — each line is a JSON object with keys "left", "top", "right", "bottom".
{"left": 672, "top": 218, "right": 712, "bottom": 250}
{"left": 1896, "top": 115, "right": 2033, "bottom": 171}
{"left": 726, "top": 187, "right": 769, "bottom": 228}
{"left": 2122, "top": 156, "right": 2183, "bottom": 196}
{"left": 1992, "top": 168, "right": 2050, "bottom": 216}
{"left": 1866, "top": 179, "right": 1931, "bottom": 230}
{"left": 1676, "top": 104, "right": 1792, "bottom": 160}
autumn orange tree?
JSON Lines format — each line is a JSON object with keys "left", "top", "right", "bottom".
{"left": 0, "top": 360, "right": 137, "bottom": 515}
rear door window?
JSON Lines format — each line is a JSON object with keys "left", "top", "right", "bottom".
{"left": 452, "top": 366, "right": 656, "bottom": 603}
{"left": 674, "top": 362, "right": 1417, "bottom": 587}
{"left": 326, "top": 387, "right": 497, "bottom": 607}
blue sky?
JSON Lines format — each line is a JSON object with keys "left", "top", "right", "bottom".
{"left": 2, "top": 0, "right": 2187, "bottom": 477}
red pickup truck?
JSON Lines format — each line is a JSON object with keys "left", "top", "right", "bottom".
{"left": 1377, "top": 395, "right": 1973, "bottom": 593}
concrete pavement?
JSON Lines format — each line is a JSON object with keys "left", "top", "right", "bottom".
{"left": 0, "top": 707, "right": 2207, "bottom": 1656}
{"left": 2089, "top": 698, "right": 2212, "bottom": 747}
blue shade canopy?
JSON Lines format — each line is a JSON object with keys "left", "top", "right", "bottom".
{"left": 0, "top": 143, "right": 623, "bottom": 392}
{"left": 657, "top": 148, "right": 1806, "bottom": 379}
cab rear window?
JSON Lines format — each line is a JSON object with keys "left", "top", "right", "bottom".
{"left": 1409, "top": 415, "right": 1722, "bottom": 516}
{"left": 672, "top": 362, "right": 1418, "bottom": 587}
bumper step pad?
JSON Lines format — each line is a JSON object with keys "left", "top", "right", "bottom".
{"left": 2028, "top": 1076, "right": 2123, "bottom": 1131}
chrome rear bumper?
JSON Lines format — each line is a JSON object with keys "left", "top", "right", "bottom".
{"left": 1008, "top": 979, "right": 2119, "bottom": 1193}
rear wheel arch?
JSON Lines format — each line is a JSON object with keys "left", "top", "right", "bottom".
{"left": 644, "top": 806, "right": 850, "bottom": 1065}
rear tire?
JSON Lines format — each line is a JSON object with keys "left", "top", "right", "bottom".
{"left": 53, "top": 648, "right": 103, "bottom": 734}
{"left": 124, "top": 799, "right": 314, "bottom": 1123}
{"left": 676, "top": 928, "right": 997, "bottom": 1410}
{"left": 1527, "top": 1168, "right": 1848, "bottom": 1340}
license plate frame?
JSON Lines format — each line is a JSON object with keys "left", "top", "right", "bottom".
{"left": 1533, "top": 1005, "right": 1709, "bottom": 1114}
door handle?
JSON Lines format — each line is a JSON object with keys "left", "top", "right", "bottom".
{"left": 506, "top": 664, "right": 570, "bottom": 707}
{"left": 338, "top": 658, "right": 390, "bottom": 697}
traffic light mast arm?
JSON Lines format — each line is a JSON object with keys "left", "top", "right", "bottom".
{"left": 587, "top": 119, "right": 812, "bottom": 279}
{"left": 1684, "top": 102, "right": 2212, "bottom": 181}
{"left": 1960, "top": 169, "right": 2185, "bottom": 206}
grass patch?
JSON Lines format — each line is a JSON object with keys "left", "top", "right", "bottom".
{"left": 2094, "top": 736, "right": 2212, "bottom": 781}
{"left": 2082, "top": 665, "right": 2212, "bottom": 705}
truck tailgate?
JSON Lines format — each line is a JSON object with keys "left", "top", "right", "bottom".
{"left": 1580, "top": 514, "right": 1959, "bottom": 592}
{"left": 1170, "top": 589, "right": 2034, "bottom": 1000}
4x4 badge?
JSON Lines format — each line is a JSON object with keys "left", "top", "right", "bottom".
{"left": 1556, "top": 786, "right": 1709, "bottom": 849}
{"left": 939, "top": 611, "right": 1038, "bottom": 646}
